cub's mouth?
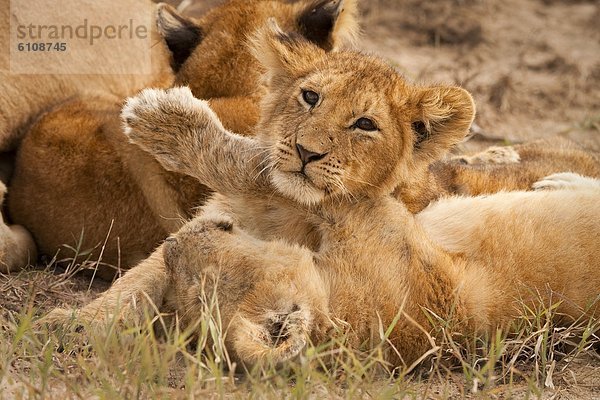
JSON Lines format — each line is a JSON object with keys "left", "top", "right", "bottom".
{"left": 270, "top": 168, "right": 326, "bottom": 205}
{"left": 292, "top": 170, "right": 312, "bottom": 182}
{"left": 267, "top": 139, "right": 335, "bottom": 205}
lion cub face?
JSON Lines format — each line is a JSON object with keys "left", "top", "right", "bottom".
{"left": 252, "top": 23, "right": 476, "bottom": 205}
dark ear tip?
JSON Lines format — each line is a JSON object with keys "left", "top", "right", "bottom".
{"left": 298, "top": 0, "right": 345, "bottom": 50}
{"left": 156, "top": 4, "right": 203, "bottom": 72}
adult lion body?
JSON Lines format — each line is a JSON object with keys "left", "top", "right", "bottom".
{"left": 0, "top": 0, "right": 175, "bottom": 271}
{"left": 44, "top": 25, "right": 600, "bottom": 369}
{"left": 5, "top": 0, "right": 359, "bottom": 276}
{"left": 0, "top": 1, "right": 174, "bottom": 152}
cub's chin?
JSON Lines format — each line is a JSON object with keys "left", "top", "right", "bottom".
{"left": 270, "top": 169, "right": 325, "bottom": 206}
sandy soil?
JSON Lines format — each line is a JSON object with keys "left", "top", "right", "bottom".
{"left": 360, "top": 0, "right": 600, "bottom": 151}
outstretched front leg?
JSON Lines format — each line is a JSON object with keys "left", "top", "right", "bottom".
{"left": 121, "top": 87, "right": 272, "bottom": 196}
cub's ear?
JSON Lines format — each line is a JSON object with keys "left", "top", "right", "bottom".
{"left": 411, "top": 86, "right": 475, "bottom": 163}
{"left": 156, "top": 3, "right": 203, "bottom": 72}
{"left": 250, "top": 19, "right": 325, "bottom": 79}
{"left": 296, "top": 0, "right": 359, "bottom": 51}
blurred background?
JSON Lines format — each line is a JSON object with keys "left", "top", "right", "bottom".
{"left": 164, "top": 0, "right": 600, "bottom": 149}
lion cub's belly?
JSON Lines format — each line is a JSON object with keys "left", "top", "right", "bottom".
{"left": 417, "top": 189, "right": 600, "bottom": 311}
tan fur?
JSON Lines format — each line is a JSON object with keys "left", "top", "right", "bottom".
{"left": 159, "top": 187, "right": 600, "bottom": 367}
{"left": 399, "top": 137, "right": 600, "bottom": 213}
{"left": 0, "top": 1, "right": 174, "bottom": 152}
{"left": 42, "top": 24, "right": 600, "bottom": 369}
{"left": 0, "top": 181, "right": 36, "bottom": 273}
{"left": 8, "top": 0, "right": 359, "bottom": 277}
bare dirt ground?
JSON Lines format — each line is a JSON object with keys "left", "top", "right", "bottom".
{"left": 360, "top": 0, "right": 600, "bottom": 152}
{"left": 1, "top": 0, "right": 599, "bottom": 398}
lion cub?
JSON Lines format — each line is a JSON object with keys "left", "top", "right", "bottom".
{"left": 162, "top": 185, "right": 600, "bottom": 367}
{"left": 43, "top": 22, "right": 599, "bottom": 370}
{"left": 402, "top": 138, "right": 600, "bottom": 213}
{"left": 119, "top": 23, "right": 599, "bottom": 367}
{"left": 7, "top": 0, "right": 597, "bottom": 278}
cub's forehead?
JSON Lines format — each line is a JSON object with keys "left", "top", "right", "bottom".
{"left": 298, "top": 55, "right": 410, "bottom": 117}
{"left": 302, "top": 52, "right": 409, "bottom": 99}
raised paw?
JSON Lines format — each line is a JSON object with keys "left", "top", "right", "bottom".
{"left": 453, "top": 145, "right": 521, "bottom": 165}
{"left": 121, "top": 87, "right": 223, "bottom": 172}
{"left": 532, "top": 172, "right": 600, "bottom": 191}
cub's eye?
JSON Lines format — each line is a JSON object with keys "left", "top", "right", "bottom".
{"left": 354, "top": 117, "right": 378, "bottom": 131}
{"left": 302, "top": 90, "right": 320, "bottom": 106}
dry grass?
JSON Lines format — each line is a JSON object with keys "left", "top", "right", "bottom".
{"left": 1, "top": 255, "right": 599, "bottom": 399}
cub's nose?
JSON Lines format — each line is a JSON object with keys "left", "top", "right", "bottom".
{"left": 296, "top": 143, "right": 327, "bottom": 166}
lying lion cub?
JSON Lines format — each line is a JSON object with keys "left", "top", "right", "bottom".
{"left": 400, "top": 137, "right": 600, "bottom": 213}
{"left": 44, "top": 22, "right": 600, "bottom": 370}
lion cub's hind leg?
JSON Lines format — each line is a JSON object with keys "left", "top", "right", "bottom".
{"left": 37, "top": 245, "right": 169, "bottom": 337}
{"left": 532, "top": 172, "right": 600, "bottom": 191}
{"left": 0, "top": 181, "right": 37, "bottom": 273}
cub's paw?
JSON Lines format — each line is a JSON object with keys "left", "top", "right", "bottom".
{"left": 453, "top": 146, "right": 521, "bottom": 165}
{"left": 34, "top": 308, "right": 92, "bottom": 349}
{"left": 37, "top": 303, "right": 146, "bottom": 334}
{"left": 233, "top": 305, "right": 312, "bottom": 367}
{"left": 36, "top": 306, "right": 150, "bottom": 352}
{"left": 121, "top": 87, "right": 222, "bottom": 171}
{"left": 122, "top": 86, "right": 211, "bottom": 133}
{"left": 0, "top": 215, "right": 37, "bottom": 274}
{"left": 532, "top": 172, "right": 600, "bottom": 191}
